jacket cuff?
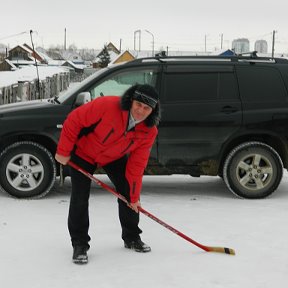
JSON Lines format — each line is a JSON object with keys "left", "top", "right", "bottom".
{"left": 56, "top": 147, "right": 71, "bottom": 157}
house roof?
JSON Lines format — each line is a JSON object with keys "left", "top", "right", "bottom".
{"left": 107, "top": 42, "right": 120, "bottom": 54}
{"left": 62, "top": 60, "right": 86, "bottom": 70}
{"left": 9, "top": 44, "right": 33, "bottom": 54}
{"left": 110, "top": 50, "right": 135, "bottom": 64}
{"left": 4, "top": 59, "right": 17, "bottom": 69}
{"left": 0, "top": 59, "right": 18, "bottom": 71}
{"left": 209, "top": 49, "right": 235, "bottom": 56}
{"left": 34, "top": 49, "right": 53, "bottom": 63}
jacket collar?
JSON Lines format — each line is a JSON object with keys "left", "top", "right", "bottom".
{"left": 121, "top": 110, "right": 150, "bottom": 132}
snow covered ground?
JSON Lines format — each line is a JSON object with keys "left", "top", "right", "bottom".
{"left": 1, "top": 172, "right": 288, "bottom": 288}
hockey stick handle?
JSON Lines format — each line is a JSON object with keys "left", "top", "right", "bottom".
{"left": 138, "top": 206, "right": 210, "bottom": 251}
{"left": 68, "top": 161, "right": 235, "bottom": 255}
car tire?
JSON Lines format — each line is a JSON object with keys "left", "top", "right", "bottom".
{"left": 0, "top": 141, "right": 56, "bottom": 198}
{"left": 223, "top": 141, "right": 283, "bottom": 199}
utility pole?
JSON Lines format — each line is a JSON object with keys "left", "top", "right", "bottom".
{"left": 220, "top": 33, "right": 223, "bottom": 49}
{"left": 205, "top": 34, "right": 207, "bottom": 53}
{"left": 138, "top": 30, "right": 141, "bottom": 52}
{"left": 30, "top": 30, "right": 41, "bottom": 99}
{"left": 64, "top": 28, "right": 67, "bottom": 50}
{"left": 134, "top": 30, "right": 141, "bottom": 51}
{"left": 272, "top": 30, "right": 276, "bottom": 58}
{"left": 145, "top": 30, "right": 154, "bottom": 57}
{"left": 119, "top": 38, "right": 122, "bottom": 53}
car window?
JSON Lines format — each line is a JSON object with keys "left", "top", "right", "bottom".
{"left": 88, "top": 68, "right": 159, "bottom": 100}
{"left": 276, "top": 66, "right": 288, "bottom": 98}
{"left": 163, "top": 65, "right": 237, "bottom": 102}
{"left": 164, "top": 72, "right": 218, "bottom": 102}
{"left": 56, "top": 67, "right": 110, "bottom": 103}
{"left": 236, "top": 66, "right": 287, "bottom": 102}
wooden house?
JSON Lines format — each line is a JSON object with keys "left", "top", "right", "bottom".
{"left": 107, "top": 42, "right": 120, "bottom": 54}
{"left": 61, "top": 60, "right": 85, "bottom": 73}
{"left": 111, "top": 50, "right": 135, "bottom": 64}
{"left": 7, "top": 44, "right": 42, "bottom": 67}
{"left": 0, "top": 59, "right": 17, "bottom": 71}
{"left": 23, "top": 44, "right": 47, "bottom": 63}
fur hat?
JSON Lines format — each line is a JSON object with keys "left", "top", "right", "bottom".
{"left": 121, "top": 84, "right": 161, "bottom": 127}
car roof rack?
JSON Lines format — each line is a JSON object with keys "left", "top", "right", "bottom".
{"left": 131, "top": 51, "right": 288, "bottom": 64}
{"left": 237, "top": 51, "right": 258, "bottom": 58}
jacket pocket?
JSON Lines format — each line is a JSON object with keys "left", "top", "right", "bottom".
{"left": 121, "top": 140, "right": 134, "bottom": 154}
{"left": 102, "top": 128, "right": 114, "bottom": 143}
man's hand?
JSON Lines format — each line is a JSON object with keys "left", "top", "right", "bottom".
{"left": 129, "top": 201, "right": 141, "bottom": 213}
{"left": 55, "top": 153, "right": 71, "bottom": 165}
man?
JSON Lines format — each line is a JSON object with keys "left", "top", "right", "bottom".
{"left": 55, "top": 84, "right": 160, "bottom": 264}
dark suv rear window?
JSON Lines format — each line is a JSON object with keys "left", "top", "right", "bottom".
{"left": 165, "top": 72, "right": 218, "bottom": 101}
{"left": 163, "top": 65, "right": 237, "bottom": 102}
{"left": 236, "top": 66, "right": 287, "bottom": 102}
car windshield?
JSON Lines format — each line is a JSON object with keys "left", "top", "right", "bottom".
{"left": 55, "top": 67, "right": 110, "bottom": 104}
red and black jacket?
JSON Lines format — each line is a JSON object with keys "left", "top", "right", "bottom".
{"left": 57, "top": 96, "right": 158, "bottom": 203}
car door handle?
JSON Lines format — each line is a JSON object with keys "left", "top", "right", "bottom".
{"left": 221, "top": 106, "right": 238, "bottom": 114}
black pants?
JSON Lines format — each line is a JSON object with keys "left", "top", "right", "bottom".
{"left": 68, "top": 153, "right": 142, "bottom": 249}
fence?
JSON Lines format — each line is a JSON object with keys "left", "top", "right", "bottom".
{"left": 0, "top": 72, "right": 70, "bottom": 105}
{"left": 69, "top": 68, "right": 99, "bottom": 83}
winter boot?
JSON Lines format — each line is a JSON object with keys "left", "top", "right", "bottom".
{"left": 72, "top": 246, "right": 88, "bottom": 264}
{"left": 124, "top": 239, "right": 151, "bottom": 253}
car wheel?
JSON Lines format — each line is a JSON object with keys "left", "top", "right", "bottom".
{"left": 0, "top": 141, "right": 56, "bottom": 198}
{"left": 223, "top": 141, "right": 283, "bottom": 199}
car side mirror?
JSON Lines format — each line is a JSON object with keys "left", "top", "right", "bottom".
{"left": 74, "top": 92, "right": 91, "bottom": 107}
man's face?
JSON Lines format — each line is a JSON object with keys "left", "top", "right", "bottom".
{"left": 130, "top": 100, "right": 153, "bottom": 121}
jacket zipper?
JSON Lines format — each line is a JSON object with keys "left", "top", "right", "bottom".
{"left": 102, "top": 128, "right": 114, "bottom": 143}
{"left": 121, "top": 140, "right": 134, "bottom": 154}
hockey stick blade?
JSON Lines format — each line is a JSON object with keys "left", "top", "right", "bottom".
{"left": 206, "top": 246, "right": 235, "bottom": 255}
{"left": 139, "top": 206, "right": 235, "bottom": 255}
{"left": 68, "top": 161, "right": 236, "bottom": 256}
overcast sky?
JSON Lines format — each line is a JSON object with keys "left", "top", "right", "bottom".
{"left": 1, "top": 0, "right": 288, "bottom": 54}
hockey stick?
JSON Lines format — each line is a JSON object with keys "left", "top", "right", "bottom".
{"left": 68, "top": 161, "right": 235, "bottom": 255}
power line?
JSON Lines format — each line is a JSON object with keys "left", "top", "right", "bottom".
{"left": 0, "top": 31, "right": 30, "bottom": 41}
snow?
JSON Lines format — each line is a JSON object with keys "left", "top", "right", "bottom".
{"left": 0, "top": 66, "right": 69, "bottom": 88}
{"left": 1, "top": 171, "right": 288, "bottom": 288}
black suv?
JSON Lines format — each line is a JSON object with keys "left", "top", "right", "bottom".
{"left": 1, "top": 54, "right": 288, "bottom": 199}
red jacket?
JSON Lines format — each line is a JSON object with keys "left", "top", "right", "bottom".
{"left": 57, "top": 96, "right": 158, "bottom": 203}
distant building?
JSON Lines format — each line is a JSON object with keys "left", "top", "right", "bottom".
{"left": 61, "top": 60, "right": 86, "bottom": 73}
{"left": 254, "top": 40, "right": 268, "bottom": 53}
{"left": 232, "top": 38, "right": 250, "bottom": 54}
{"left": 7, "top": 45, "right": 36, "bottom": 67}
{"left": 0, "top": 44, "right": 7, "bottom": 62}
{"left": 0, "top": 59, "right": 17, "bottom": 71}
{"left": 110, "top": 50, "right": 135, "bottom": 65}
{"left": 61, "top": 50, "right": 85, "bottom": 65}
{"left": 210, "top": 49, "right": 236, "bottom": 56}
{"left": 106, "top": 42, "right": 120, "bottom": 54}
{"left": 23, "top": 44, "right": 48, "bottom": 64}
{"left": 6, "top": 44, "right": 45, "bottom": 67}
